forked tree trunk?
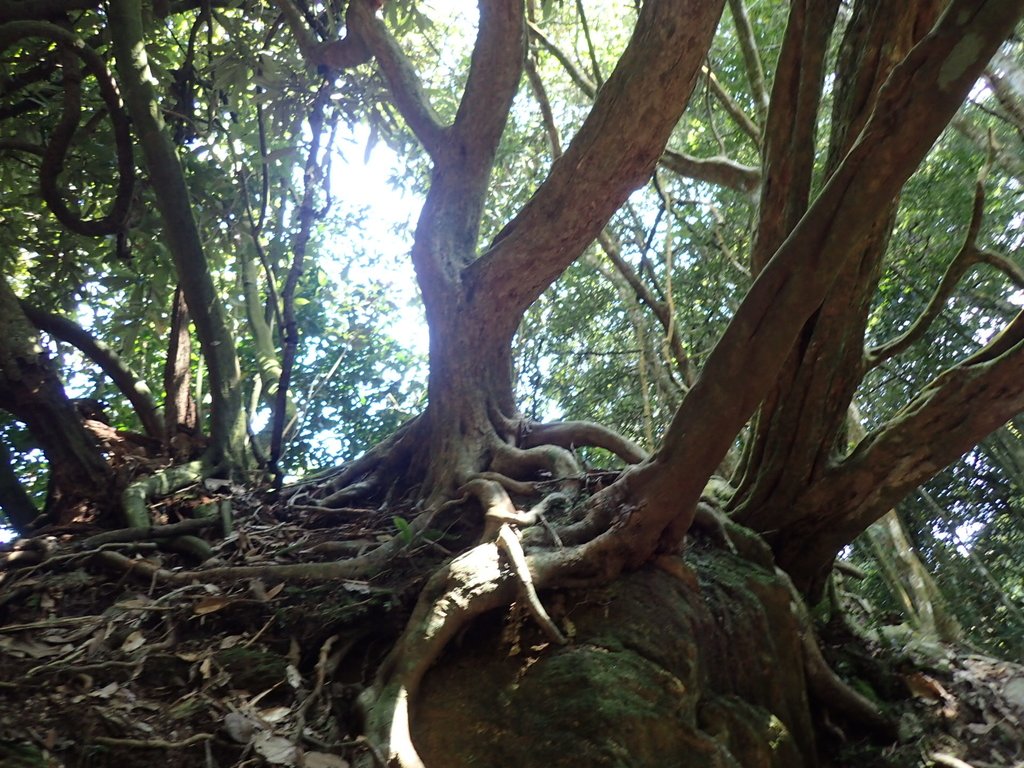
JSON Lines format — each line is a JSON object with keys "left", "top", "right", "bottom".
{"left": 732, "top": 1, "right": 949, "bottom": 574}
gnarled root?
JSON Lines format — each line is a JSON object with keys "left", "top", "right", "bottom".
{"left": 281, "top": 414, "right": 644, "bottom": 514}
{"left": 357, "top": 477, "right": 576, "bottom": 767}
{"left": 780, "top": 568, "right": 897, "bottom": 740}
{"left": 120, "top": 458, "right": 220, "bottom": 560}
{"left": 521, "top": 419, "right": 648, "bottom": 464}
{"left": 357, "top": 543, "right": 519, "bottom": 768}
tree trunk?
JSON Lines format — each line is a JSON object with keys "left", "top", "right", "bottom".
{"left": 108, "top": 0, "right": 249, "bottom": 472}
{"left": 0, "top": 274, "right": 115, "bottom": 523}
{"left": 0, "top": 434, "right": 39, "bottom": 531}
{"left": 733, "top": 0, "right": 944, "bottom": 520}
{"left": 863, "top": 510, "right": 962, "bottom": 643}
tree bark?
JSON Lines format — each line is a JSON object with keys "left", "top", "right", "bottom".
{"left": 0, "top": 434, "right": 38, "bottom": 532}
{"left": 20, "top": 302, "right": 162, "bottom": 439}
{"left": 733, "top": 0, "right": 944, "bottom": 520}
{"left": 582, "top": 0, "right": 1024, "bottom": 585}
{"left": 162, "top": 286, "right": 198, "bottom": 443}
{"left": 0, "top": 273, "right": 115, "bottom": 522}
{"left": 107, "top": 0, "right": 248, "bottom": 471}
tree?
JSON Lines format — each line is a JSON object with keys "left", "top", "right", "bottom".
{"left": 1, "top": 0, "right": 1024, "bottom": 765}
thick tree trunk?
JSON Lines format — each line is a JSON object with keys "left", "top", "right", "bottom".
{"left": 0, "top": 274, "right": 115, "bottom": 522}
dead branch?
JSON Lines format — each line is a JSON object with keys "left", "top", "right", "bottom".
{"left": 92, "top": 734, "right": 213, "bottom": 749}
{"left": 527, "top": 21, "right": 596, "bottom": 98}
{"left": 596, "top": 230, "right": 695, "bottom": 384}
{"left": 865, "top": 166, "right": 992, "bottom": 369}
{"left": 661, "top": 149, "right": 760, "bottom": 193}
{"left": 701, "top": 65, "right": 761, "bottom": 146}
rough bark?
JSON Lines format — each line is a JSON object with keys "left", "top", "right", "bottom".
{"left": 732, "top": 1, "right": 949, "bottom": 552}
{"left": 769, "top": 330, "right": 1024, "bottom": 591}
{"left": 354, "top": 8, "right": 1024, "bottom": 759}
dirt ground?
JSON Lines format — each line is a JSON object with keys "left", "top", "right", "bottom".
{"left": 1, "top": 495, "right": 1022, "bottom": 768}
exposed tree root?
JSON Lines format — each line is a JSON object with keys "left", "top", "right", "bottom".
{"left": 119, "top": 458, "right": 222, "bottom": 560}
{"left": 356, "top": 542, "right": 520, "bottom": 768}
{"left": 95, "top": 497, "right": 459, "bottom": 585}
{"left": 521, "top": 419, "right": 649, "bottom": 464}
{"left": 280, "top": 416, "right": 641, "bottom": 514}
{"left": 121, "top": 459, "right": 209, "bottom": 527}
{"left": 494, "top": 522, "right": 566, "bottom": 644}
{"left": 781, "top": 568, "right": 897, "bottom": 740}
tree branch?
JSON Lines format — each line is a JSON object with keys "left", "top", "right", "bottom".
{"left": 780, "top": 330, "right": 1024, "bottom": 590}
{"left": 524, "top": 53, "right": 562, "bottom": 157}
{"left": 530, "top": 20, "right": 755, "bottom": 194}
{"left": 702, "top": 65, "right": 761, "bottom": 146}
{"left": 468, "top": 0, "right": 726, "bottom": 335}
{"left": 726, "top": 0, "right": 769, "bottom": 125}
{"left": 748, "top": 0, "right": 840, "bottom": 273}
{"left": 866, "top": 168, "right": 988, "bottom": 369}
{"left": 661, "top": 149, "right": 759, "bottom": 193}
{"left": 527, "top": 21, "right": 596, "bottom": 99}
{"left": 0, "top": 21, "right": 135, "bottom": 238}
{"left": 867, "top": 157, "right": 1024, "bottom": 370}
{"left": 565, "top": 0, "right": 1024, "bottom": 579}
{"left": 345, "top": 0, "right": 446, "bottom": 157}
{"left": 448, "top": 0, "right": 524, "bottom": 175}
{"left": 20, "top": 303, "right": 162, "bottom": 439}
{"left": 596, "top": 230, "right": 694, "bottom": 384}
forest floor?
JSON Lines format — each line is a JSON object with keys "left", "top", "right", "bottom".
{"left": 1, "top": 486, "right": 1022, "bottom": 768}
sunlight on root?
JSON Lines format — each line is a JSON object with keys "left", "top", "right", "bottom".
{"left": 389, "top": 687, "right": 424, "bottom": 768}
{"left": 495, "top": 522, "right": 566, "bottom": 644}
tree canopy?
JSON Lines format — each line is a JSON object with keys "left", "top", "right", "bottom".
{"left": 1, "top": 0, "right": 1024, "bottom": 764}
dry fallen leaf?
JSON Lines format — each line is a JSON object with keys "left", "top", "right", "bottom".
{"left": 258, "top": 706, "right": 291, "bottom": 724}
{"left": 224, "top": 711, "right": 257, "bottom": 744}
{"left": 905, "top": 672, "right": 950, "bottom": 701}
{"left": 194, "top": 596, "right": 233, "bottom": 615}
{"left": 253, "top": 732, "right": 296, "bottom": 765}
{"left": 89, "top": 681, "right": 120, "bottom": 699}
{"left": 285, "top": 664, "right": 303, "bottom": 689}
{"left": 304, "top": 753, "right": 350, "bottom": 768}
{"left": 121, "top": 630, "right": 146, "bottom": 653}
{"left": 265, "top": 582, "right": 286, "bottom": 601}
